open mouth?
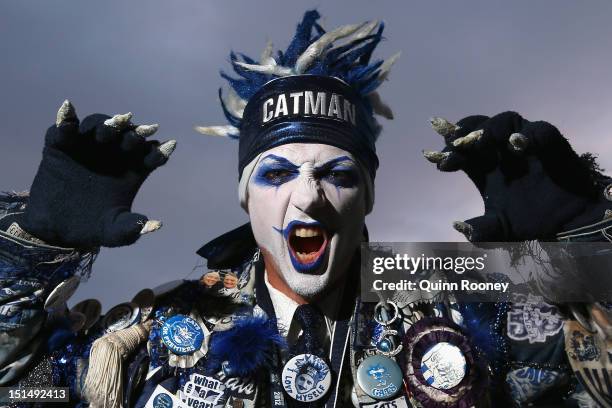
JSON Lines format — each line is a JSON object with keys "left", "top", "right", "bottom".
{"left": 286, "top": 221, "right": 329, "bottom": 273}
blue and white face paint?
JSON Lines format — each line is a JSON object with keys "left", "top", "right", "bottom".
{"left": 244, "top": 143, "right": 368, "bottom": 298}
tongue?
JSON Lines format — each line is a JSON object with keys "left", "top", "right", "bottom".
{"left": 291, "top": 236, "right": 324, "bottom": 254}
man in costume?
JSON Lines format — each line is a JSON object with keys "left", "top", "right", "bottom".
{"left": 0, "top": 10, "right": 610, "bottom": 408}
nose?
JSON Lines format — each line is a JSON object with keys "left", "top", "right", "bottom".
{"left": 290, "top": 163, "right": 326, "bottom": 214}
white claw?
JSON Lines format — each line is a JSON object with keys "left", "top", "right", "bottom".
{"left": 509, "top": 132, "right": 529, "bottom": 152}
{"left": 140, "top": 220, "right": 162, "bottom": 235}
{"left": 430, "top": 117, "right": 459, "bottom": 137}
{"left": 135, "top": 124, "right": 159, "bottom": 137}
{"left": 104, "top": 112, "right": 133, "bottom": 129}
{"left": 158, "top": 140, "right": 177, "bottom": 158}
{"left": 56, "top": 99, "right": 77, "bottom": 126}
{"left": 453, "top": 129, "right": 484, "bottom": 147}
{"left": 453, "top": 221, "right": 473, "bottom": 240}
{"left": 422, "top": 150, "right": 449, "bottom": 164}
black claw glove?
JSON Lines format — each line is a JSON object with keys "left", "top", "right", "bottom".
{"left": 20, "top": 101, "right": 176, "bottom": 248}
{"left": 425, "top": 111, "right": 606, "bottom": 242}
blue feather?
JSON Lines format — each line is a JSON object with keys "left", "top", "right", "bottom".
{"left": 360, "top": 22, "right": 385, "bottom": 65}
{"left": 205, "top": 316, "right": 287, "bottom": 377}
{"left": 220, "top": 72, "right": 258, "bottom": 100}
{"left": 283, "top": 10, "right": 321, "bottom": 66}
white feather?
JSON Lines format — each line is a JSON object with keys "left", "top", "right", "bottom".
{"left": 221, "top": 87, "right": 247, "bottom": 119}
{"left": 234, "top": 61, "right": 293, "bottom": 76}
{"left": 194, "top": 125, "right": 240, "bottom": 138}
{"left": 329, "top": 20, "right": 379, "bottom": 53}
{"left": 377, "top": 52, "right": 401, "bottom": 82}
{"left": 294, "top": 22, "right": 366, "bottom": 74}
{"left": 260, "top": 40, "right": 275, "bottom": 65}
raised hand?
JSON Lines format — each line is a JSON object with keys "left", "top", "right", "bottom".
{"left": 423, "top": 111, "right": 610, "bottom": 242}
{"left": 19, "top": 100, "right": 177, "bottom": 248}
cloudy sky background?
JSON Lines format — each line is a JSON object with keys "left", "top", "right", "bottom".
{"left": 2, "top": 1, "right": 612, "bottom": 309}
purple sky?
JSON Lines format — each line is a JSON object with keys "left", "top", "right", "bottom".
{"left": 2, "top": 1, "right": 612, "bottom": 309}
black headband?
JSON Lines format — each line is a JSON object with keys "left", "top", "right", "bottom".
{"left": 238, "top": 75, "right": 379, "bottom": 180}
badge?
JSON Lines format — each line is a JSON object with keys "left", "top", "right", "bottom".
{"left": 420, "top": 342, "right": 466, "bottom": 390}
{"left": 361, "top": 396, "right": 411, "bottom": 408}
{"left": 402, "top": 317, "right": 484, "bottom": 407}
{"left": 71, "top": 298, "right": 102, "bottom": 332}
{"left": 179, "top": 375, "right": 227, "bottom": 407}
{"left": 200, "top": 271, "right": 221, "bottom": 288}
{"left": 44, "top": 276, "right": 80, "bottom": 311}
{"left": 102, "top": 302, "right": 141, "bottom": 333}
{"left": 282, "top": 354, "right": 331, "bottom": 402}
{"left": 161, "top": 314, "right": 205, "bottom": 355}
{"left": 69, "top": 311, "right": 86, "bottom": 332}
{"left": 145, "top": 384, "right": 189, "bottom": 408}
{"left": 357, "top": 355, "right": 403, "bottom": 400}
{"left": 132, "top": 288, "right": 155, "bottom": 322}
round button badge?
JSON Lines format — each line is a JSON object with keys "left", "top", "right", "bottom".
{"left": 132, "top": 288, "right": 155, "bottom": 322}
{"left": 420, "top": 342, "right": 467, "bottom": 390}
{"left": 102, "top": 302, "right": 141, "bottom": 333}
{"left": 71, "top": 299, "right": 102, "bottom": 332}
{"left": 44, "top": 276, "right": 80, "bottom": 311}
{"left": 282, "top": 354, "right": 332, "bottom": 402}
{"left": 357, "top": 355, "right": 403, "bottom": 400}
{"left": 161, "top": 314, "right": 205, "bottom": 355}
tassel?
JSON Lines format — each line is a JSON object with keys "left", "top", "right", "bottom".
{"left": 84, "top": 322, "right": 151, "bottom": 408}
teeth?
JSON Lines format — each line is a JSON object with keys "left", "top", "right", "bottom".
{"left": 294, "top": 227, "right": 322, "bottom": 238}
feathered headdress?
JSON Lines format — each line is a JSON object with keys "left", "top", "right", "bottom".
{"left": 195, "top": 10, "right": 399, "bottom": 140}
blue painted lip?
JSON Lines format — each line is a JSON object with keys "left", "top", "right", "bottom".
{"left": 275, "top": 220, "right": 329, "bottom": 274}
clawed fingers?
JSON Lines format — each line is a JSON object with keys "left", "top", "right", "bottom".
{"left": 102, "top": 212, "right": 163, "bottom": 247}
{"left": 430, "top": 116, "right": 460, "bottom": 138}
{"left": 143, "top": 140, "right": 177, "bottom": 170}
{"left": 422, "top": 150, "right": 465, "bottom": 172}
{"left": 140, "top": 220, "right": 162, "bottom": 235}
{"left": 508, "top": 132, "right": 529, "bottom": 152}
{"left": 104, "top": 112, "right": 133, "bottom": 130}
{"left": 56, "top": 100, "right": 78, "bottom": 127}
{"left": 452, "top": 129, "right": 484, "bottom": 148}
{"left": 453, "top": 214, "right": 507, "bottom": 242}
{"left": 452, "top": 221, "right": 473, "bottom": 241}
{"left": 120, "top": 124, "right": 160, "bottom": 153}
{"left": 46, "top": 100, "right": 80, "bottom": 148}
{"left": 134, "top": 124, "right": 159, "bottom": 137}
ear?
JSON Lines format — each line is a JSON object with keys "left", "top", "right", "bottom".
{"left": 239, "top": 178, "right": 250, "bottom": 213}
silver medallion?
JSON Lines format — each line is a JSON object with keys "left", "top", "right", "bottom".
{"left": 420, "top": 342, "right": 466, "bottom": 390}
{"left": 102, "top": 302, "right": 141, "bottom": 333}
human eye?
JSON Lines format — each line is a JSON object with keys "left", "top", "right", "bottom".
{"left": 264, "top": 169, "right": 293, "bottom": 183}
{"left": 323, "top": 167, "right": 359, "bottom": 188}
{"left": 254, "top": 165, "right": 297, "bottom": 186}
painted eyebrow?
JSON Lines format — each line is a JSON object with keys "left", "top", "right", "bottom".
{"left": 259, "top": 154, "right": 299, "bottom": 168}
{"left": 314, "top": 156, "right": 356, "bottom": 171}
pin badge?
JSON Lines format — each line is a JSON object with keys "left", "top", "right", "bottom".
{"left": 161, "top": 314, "right": 205, "bottom": 355}
{"left": 357, "top": 355, "right": 403, "bottom": 400}
{"left": 132, "top": 288, "right": 155, "bottom": 322}
{"left": 68, "top": 311, "right": 86, "bottom": 332}
{"left": 282, "top": 354, "right": 331, "bottom": 402}
{"left": 44, "top": 276, "right": 80, "bottom": 311}
{"left": 102, "top": 302, "right": 141, "bottom": 333}
{"left": 71, "top": 298, "right": 102, "bottom": 332}
{"left": 420, "top": 342, "right": 466, "bottom": 390}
